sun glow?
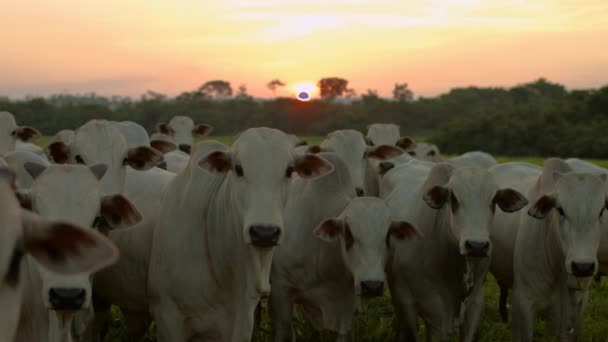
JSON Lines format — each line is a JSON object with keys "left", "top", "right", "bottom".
{"left": 292, "top": 82, "right": 318, "bottom": 101}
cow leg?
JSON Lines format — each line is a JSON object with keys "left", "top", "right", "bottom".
{"left": 511, "top": 287, "right": 534, "bottom": 342}
{"left": 498, "top": 282, "right": 509, "bottom": 322}
{"left": 459, "top": 286, "right": 484, "bottom": 342}
{"left": 151, "top": 301, "right": 187, "bottom": 342}
{"left": 270, "top": 284, "right": 295, "bottom": 342}
{"left": 123, "top": 310, "right": 150, "bottom": 341}
{"left": 389, "top": 284, "right": 418, "bottom": 342}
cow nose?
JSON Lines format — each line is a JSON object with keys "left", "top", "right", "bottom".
{"left": 178, "top": 144, "right": 191, "bottom": 154}
{"left": 49, "top": 288, "right": 86, "bottom": 310}
{"left": 571, "top": 262, "right": 595, "bottom": 277}
{"left": 360, "top": 281, "right": 384, "bottom": 297}
{"left": 464, "top": 240, "right": 490, "bottom": 257}
{"left": 249, "top": 225, "right": 281, "bottom": 248}
{"left": 379, "top": 162, "right": 395, "bottom": 175}
{"left": 355, "top": 187, "right": 365, "bottom": 197}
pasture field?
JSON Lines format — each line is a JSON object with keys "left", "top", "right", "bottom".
{"left": 33, "top": 137, "right": 608, "bottom": 341}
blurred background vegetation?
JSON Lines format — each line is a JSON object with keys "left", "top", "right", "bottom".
{"left": 3, "top": 77, "right": 608, "bottom": 158}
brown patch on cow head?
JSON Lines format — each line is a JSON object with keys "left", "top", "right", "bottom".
{"left": 365, "top": 145, "right": 404, "bottom": 160}
{"left": 45, "top": 141, "right": 71, "bottom": 164}
{"left": 150, "top": 140, "right": 177, "bottom": 154}
{"left": 313, "top": 218, "right": 343, "bottom": 242}
{"left": 157, "top": 122, "right": 174, "bottom": 135}
{"left": 307, "top": 145, "right": 322, "bottom": 154}
{"left": 14, "top": 126, "right": 41, "bottom": 142}
{"left": 528, "top": 194, "right": 557, "bottom": 219}
{"left": 100, "top": 194, "right": 142, "bottom": 230}
{"left": 294, "top": 154, "right": 334, "bottom": 179}
{"left": 423, "top": 185, "right": 450, "bottom": 209}
{"left": 396, "top": 137, "right": 416, "bottom": 151}
{"left": 126, "top": 146, "right": 164, "bottom": 170}
{"left": 493, "top": 189, "right": 528, "bottom": 213}
{"left": 192, "top": 124, "right": 213, "bottom": 136}
{"left": 197, "top": 151, "right": 232, "bottom": 173}
{"left": 386, "top": 221, "right": 422, "bottom": 247}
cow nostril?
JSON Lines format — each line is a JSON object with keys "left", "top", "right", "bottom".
{"left": 464, "top": 240, "right": 490, "bottom": 257}
{"left": 178, "top": 144, "right": 191, "bottom": 154}
{"left": 249, "top": 225, "right": 281, "bottom": 248}
{"left": 49, "top": 288, "right": 86, "bottom": 310}
{"left": 379, "top": 162, "right": 395, "bottom": 175}
{"left": 360, "top": 281, "right": 384, "bottom": 297}
{"left": 571, "top": 262, "right": 595, "bottom": 277}
{"left": 355, "top": 188, "right": 365, "bottom": 197}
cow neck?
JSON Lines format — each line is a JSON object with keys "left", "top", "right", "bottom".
{"left": 48, "top": 311, "right": 75, "bottom": 342}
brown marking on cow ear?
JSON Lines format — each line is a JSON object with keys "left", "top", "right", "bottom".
{"left": 14, "top": 126, "right": 41, "bottom": 142}
{"left": 493, "top": 189, "right": 528, "bottom": 213}
{"left": 365, "top": 145, "right": 404, "bottom": 160}
{"left": 45, "top": 141, "right": 71, "bottom": 164}
{"left": 396, "top": 137, "right": 416, "bottom": 151}
{"left": 192, "top": 124, "right": 213, "bottom": 136}
{"left": 150, "top": 140, "right": 177, "bottom": 154}
{"left": 528, "top": 194, "right": 556, "bottom": 219}
{"left": 126, "top": 146, "right": 164, "bottom": 171}
{"left": 294, "top": 154, "right": 334, "bottom": 179}
{"left": 423, "top": 185, "right": 450, "bottom": 209}
{"left": 197, "top": 151, "right": 232, "bottom": 173}
{"left": 157, "top": 122, "right": 173, "bottom": 135}
{"left": 307, "top": 145, "right": 322, "bottom": 154}
{"left": 313, "top": 218, "right": 343, "bottom": 242}
{"left": 24, "top": 162, "right": 47, "bottom": 180}
{"left": 100, "top": 194, "right": 142, "bottom": 229}
{"left": 386, "top": 221, "right": 423, "bottom": 247}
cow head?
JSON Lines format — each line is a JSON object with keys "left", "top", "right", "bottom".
{"left": 312, "top": 130, "right": 403, "bottom": 197}
{"left": 45, "top": 120, "right": 163, "bottom": 194}
{"left": 0, "top": 168, "right": 117, "bottom": 341}
{"left": 0, "top": 111, "right": 41, "bottom": 155}
{"left": 528, "top": 172, "right": 607, "bottom": 280}
{"left": 366, "top": 124, "right": 401, "bottom": 146}
{"left": 424, "top": 167, "right": 527, "bottom": 257}
{"left": 314, "top": 197, "right": 420, "bottom": 297}
{"left": 414, "top": 142, "right": 442, "bottom": 162}
{"left": 157, "top": 116, "right": 212, "bottom": 154}
{"left": 19, "top": 163, "right": 140, "bottom": 311}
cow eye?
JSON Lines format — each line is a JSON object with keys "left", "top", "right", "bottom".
{"left": 92, "top": 216, "right": 102, "bottom": 228}
{"left": 557, "top": 207, "right": 566, "bottom": 218}
{"left": 75, "top": 155, "right": 85, "bottom": 164}
{"left": 428, "top": 150, "right": 436, "bottom": 156}
{"left": 408, "top": 151, "right": 416, "bottom": 156}
{"left": 5, "top": 244, "right": 23, "bottom": 288}
{"left": 235, "top": 165, "right": 244, "bottom": 177}
{"left": 122, "top": 157, "right": 129, "bottom": 166}
{"left": 600, "top": 208, "right": 605, "bottom": 219}
{"left": 285, "top": 166, "right": 294, "bottom": 178}
{"left": 11, "top": 130, "right": 17, "bottom": 137}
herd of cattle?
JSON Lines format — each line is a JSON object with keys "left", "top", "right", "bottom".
{"left": 2, "top": 110, "right": 608, "bottom": 341}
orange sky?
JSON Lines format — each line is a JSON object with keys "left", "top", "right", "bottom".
{"left": 1, "top": 0, "right": 607, "bottom": 99}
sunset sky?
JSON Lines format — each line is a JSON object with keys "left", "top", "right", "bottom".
{"left": 2, "top": 0, "right": 607, "bottom": 99}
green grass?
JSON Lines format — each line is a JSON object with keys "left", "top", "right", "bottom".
{"left": 32, "top": 136, "right": 608, "bottom": 341}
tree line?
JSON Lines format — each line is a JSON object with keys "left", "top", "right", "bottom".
{"left": 2, "top": 78, "right": 607, "bottom": 158}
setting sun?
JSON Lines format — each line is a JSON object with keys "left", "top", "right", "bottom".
{"left": 292, "top": 82, "right": 318, "bottom": 101}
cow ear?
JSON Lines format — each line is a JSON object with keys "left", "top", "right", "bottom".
{"left": 493, "top": 189, "right": 528, "bottom": 213}
{"left": 423, "top": 185, "right": 450, "bottom": 209}
{"left": 157, "top": 122, "right": 172, "bottom": 135}
{"left": 125, "top": 146, "right": 164, "bottom": 170}
{"left": 14, "top": 126, "right": 41, "bottom": 142}
{"left": 192, "top": 124, "right": 213, "bottom": 137}
{"left": 45, "top": 141, "right": 71, "bottom": 164}
{"left": 24, "top": 162, "right": 47, "bottom": 180}
{"left": 306, "top": 145, "right": 323, "bottom": 154}
{"left": 150, "top": 140, "right": 177, "bottom": 154}
{"left": 396, "top": 137, "right": 416, "bottom": 151}
{"left": 89, "top": 164, "right": 108, "bottom": 181}
{"left": 15, "top": 191, "right": 32, "bottom": 210}
{"left": 313, "top": 218, "right": 344, "bottom": 242}
{"left": 197, "top": 151, "right": 232, "bottom": 173}
{"left": 100, "top": 194, "right": 142, "bottom": 229}
{"left": 386, "top": 221, "right": 423, "bottom": 247}
{"left": 365, "top": 145, "right": 404, "bottom": 160}
{"left": 21, "top": 209, "right": 119, "bottom": 274}
{"left": 528, "top": 194, "right": 557, "bottom": 219}
{"left": 294, "top": 154, "right": 334, "bottom": 180}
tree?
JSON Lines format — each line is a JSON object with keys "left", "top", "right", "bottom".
{"left": 393, "top": 82, "right": 414, "bottom": 102}
{"left": 317, "top": 77, "right": 350, "bottom": 100}
{"left": 267, "top": 79, "right": 286, "bottom": 96}
{"left": 235, "top": 84, "right": 252, "bottom": 100}
{"left": 198, "top": 80, "right": 233, "bottom": 99}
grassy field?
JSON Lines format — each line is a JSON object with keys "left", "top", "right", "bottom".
{"left": 33, "top": 136, "right": 608, "bottom": 341}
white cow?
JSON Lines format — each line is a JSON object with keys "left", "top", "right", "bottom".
{"left": 148, "top": 128, "right": 335, "bottom": 341}
{"left": 51, "top": 130, "right": 75, "bottom": 146}
{"left": 153, "top": 116, "right": 213, "bottom": 154}
{"left": 511, "top": 159, "right": 607, "bottom": 341}
{"left": 0, "top": 111, "right": 41, "bottom": 156}
{"left": 0, "top": 167, "right": 119, "bottom": 342}
{"left": 412, "top": 142, "right": 442, "bottom": 162}
{"left": 366, "top": 123, "right": 401, "bottom": 146}
{"left": 448, "top": 151, "right": 498, "bottom": 169}
{"left": 271, "top": 152, "right": 420, "bottom": 340}
{"left": 386, "top": 163, "right": 527, "bottom": 341}
{"left": 314, "top": 130, "right": 404, "bottom": 197}
{"left": 15, "top": 163, "right": 139, "bottom": 342}
{"left": 45, "top": 120, "right": 164, "bottom": 194}
{"left": 15, "top": 141, "right": 46, "bottom": 159}
{"left": 109, "top": 121, "right": 177, "bottom": 155}
{"left": 3, "top": 151, "right": 51, "bottom": 190}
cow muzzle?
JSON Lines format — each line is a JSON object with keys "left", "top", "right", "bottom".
{"left": 249, "top": 225, "right": 281, "bottom": 248}
{"left": 49, "top": 288, "right": 86, "bottom": 310}
{"left": 360, "top": 281, "right": 384, "bottom": 297}
{"left": 571, "top": 261, "right": 596, "bottom": 278}
{"left": 464, "top": 240, "right": 490, "bottom": 257}
{"left": 178, "top": 144, "right": 191, "bottom": 154}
